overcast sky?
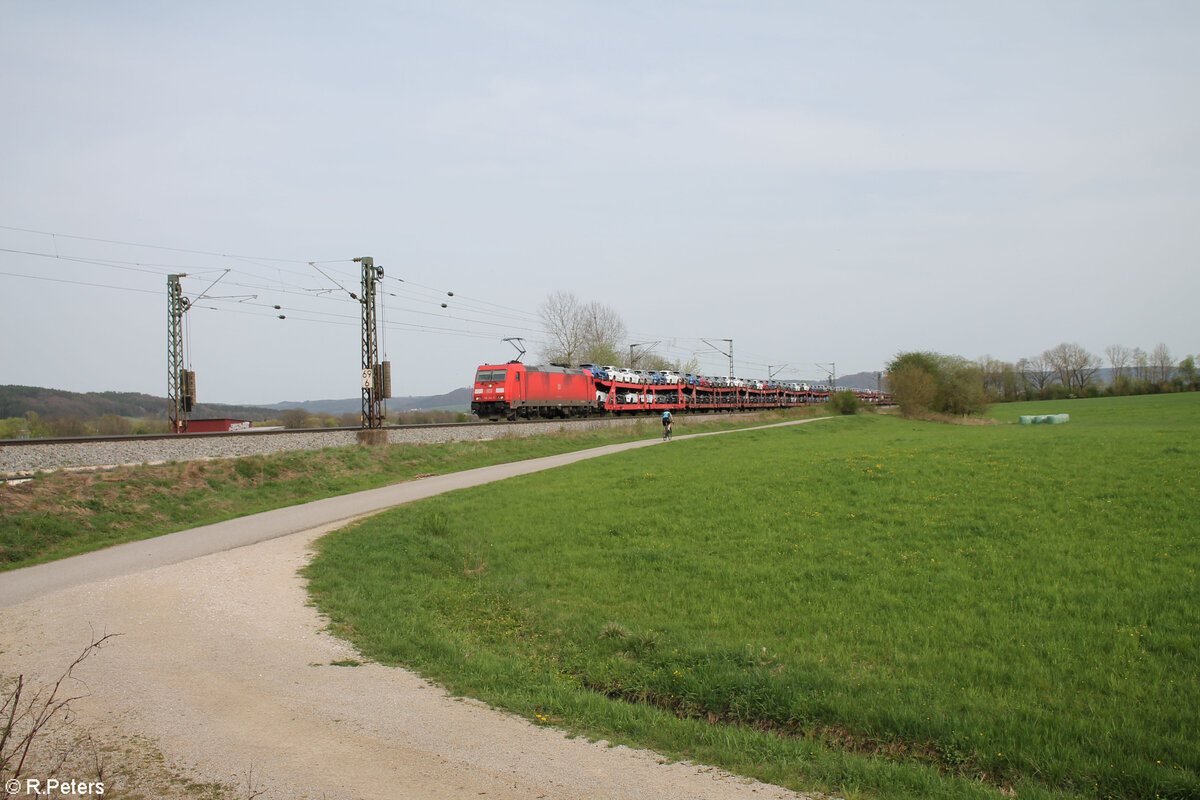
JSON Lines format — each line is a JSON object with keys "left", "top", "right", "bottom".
{"left": 2, "top": 1, "right": 1197, "bottom": 405}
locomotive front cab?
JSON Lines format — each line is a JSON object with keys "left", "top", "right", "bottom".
{"left": 471, "top": 363, "right": 523, "bottom": 420}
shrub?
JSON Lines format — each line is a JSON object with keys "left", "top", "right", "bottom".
{"left": 828, "top": 390, "right": 860, "bottom": 415}
{"left": 279, "top": 408, "right": 309, "bottom": 428}
{"left": 48, "top": 415, "right": 89, "bottom": 437}
{"left": 0, "top": 417, "right": 29, "bottom": 439}
{"left": 95, "top": 413, "right": 133, "bottom": 436}
{"left": 940, "top": 359, "right": 987, "bottom": 415}
{"left": 886, "top": 351, "right": 987, "bottom": 417}
{"left": 888, "top": 365, "right": 939, "bottom": 418}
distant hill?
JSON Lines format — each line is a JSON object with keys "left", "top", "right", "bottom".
{"left": 262, "top": 387, "right": 473, "bottom": 414}
{"left": 0, "top": 385, "right": 472, "bottom": 421}
{"left": 833, "top": 371, "right": 887, "bottom": 391}
{"left": 0, "top": 385, "right": 276, "bottom": 422}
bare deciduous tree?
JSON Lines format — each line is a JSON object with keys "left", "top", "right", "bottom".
{"left": 578, "top": 301, "right": 627, "bottom": 364}
{"left": 977, "top": 355, "right": 1008, "bottom": 400}
{"left": 538, "top": 291, "right": 586, "bottom": 364}
{"left": 538, "top": 291, "right": 627, "bottom": 365}
{"left": 1131, "top": 347, "right": 1149, "bottom": 380}
{"left": 1020, "top": 355, "right": 1053, "bottom": 393}
{"left": 1150, "top": 342, "right": 1175, "bottom": 383}
{"left": 1043, "top": 342, "right": 1102, "bottom": 395}
{"left": 1105, "top": 344, "right": 1131, "bottom": 380}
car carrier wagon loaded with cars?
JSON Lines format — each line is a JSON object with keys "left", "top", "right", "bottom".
{"left": 471, "top": 362, "right": 888, "bottom": 420}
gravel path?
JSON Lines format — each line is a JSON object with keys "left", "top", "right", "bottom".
{"left": 0, "top": 423, "right": 831, "bottom": 800}
{"left": 1, "top": 522, "right": 818, "bottom": 800}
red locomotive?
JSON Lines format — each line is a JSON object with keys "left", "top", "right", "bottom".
{"left": 471, "top": 363, "right": 596, "bottom": 420}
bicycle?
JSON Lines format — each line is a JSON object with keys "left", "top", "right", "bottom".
{"left": 662, "top": 422, "right": 673, "bottom": 441}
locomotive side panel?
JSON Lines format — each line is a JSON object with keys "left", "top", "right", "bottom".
{"left": 520, "top": 365, "right": 594, "bottom": 411}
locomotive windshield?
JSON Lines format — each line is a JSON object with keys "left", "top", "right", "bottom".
{"left": 475, "top": 368, "right": 507, "bottom": 382}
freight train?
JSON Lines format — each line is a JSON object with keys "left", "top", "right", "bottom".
{"left": 471, "top": 362, "right": 888, "bottom": 420}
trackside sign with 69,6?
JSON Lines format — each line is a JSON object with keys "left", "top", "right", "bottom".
{"left": 5, "top": 778, "right": 105, "bottom": 796}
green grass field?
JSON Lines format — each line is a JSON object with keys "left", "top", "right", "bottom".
{"left": 304, "top": 393, "right": 1199, "bottom": 800}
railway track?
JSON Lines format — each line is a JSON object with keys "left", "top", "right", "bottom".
{"left": 0, "top": 414, "right": 698, "bottom": 478}
{"left": 1, "top": 419, "right": 545, "bottom": 448}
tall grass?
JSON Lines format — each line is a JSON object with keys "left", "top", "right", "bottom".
{"left": 305, "top": 393, "right": 1200, "bottom": 800}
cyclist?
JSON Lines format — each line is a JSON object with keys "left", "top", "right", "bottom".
{"left": 661, "top": 409, "right": 673, "bottom": 440}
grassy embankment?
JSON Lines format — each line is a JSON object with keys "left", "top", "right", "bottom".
{"left": 304, "top": 393, "right": 1199, "bottom": 800}
{"left": 0, "top": 410, "right": 819, "bottom": 570}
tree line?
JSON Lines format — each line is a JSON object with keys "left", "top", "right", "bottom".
{"left": 889, "top": 342, "right": 1197, "bottom": 418}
